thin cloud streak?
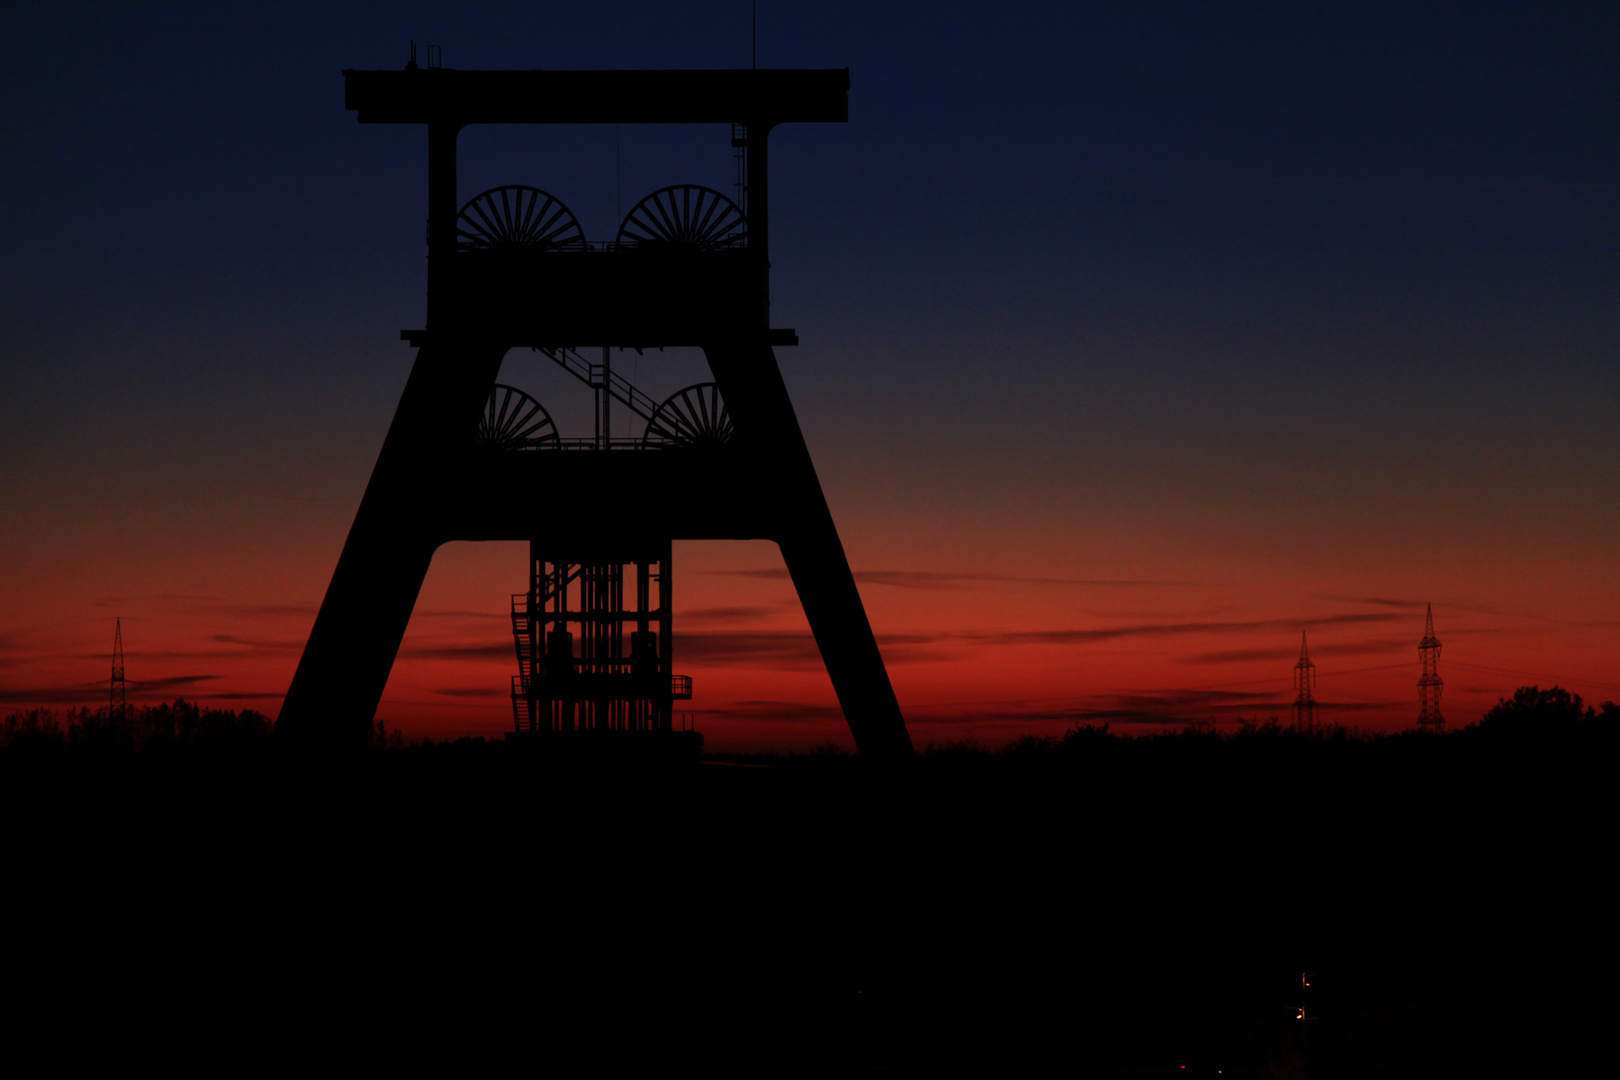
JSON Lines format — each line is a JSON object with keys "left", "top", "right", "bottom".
{"left": 413, "top": 609, "right": 509, "bottom": 621}
{"left": 679, "top": 605, "right": 784, "bottom": 624}
{"left": 677, "top": 632, "right": 955, "bottom": 668}
{"left": 159, "top": 595, "right": 319, "bottom": 618}
{"left": 210, "top": 634, "right": 304, "bottom": 652}
{"left": 132, "top": 675, "right": 222, "bottom": 691}
{"left": 676, "top": 613, "right": 1414, "bottom": 669}
{"left": 400, "top": 642, "right": 513, "bottom": 662}
{"left": 701, "top": 700, "right": 846, "bottom": 723}
{"left": 907, "top": 685, "right": 1402, "bottom": 728}
{"left": 707, "top": 569, "right": 1184, "bottom": 589}
{"left": 968, "top": 612, "right": 1403, "bottom": 646}
{"left": 1180, "top": 640, "right": 1408, "bottom": 664}
{"left": 1320, "top": 596, "right": 1428, "bottom": 610}
{"left": 1318, "top": 595, "right": 1524, "bottom": 620}
{"left": 0, "top": 673, "right": 221, "bottom": 705}
{"left": 676, "top": 632, "right": 822, "bottom": 668}
{"left": 69, "top": 636, "right": 304, "bottom": 662}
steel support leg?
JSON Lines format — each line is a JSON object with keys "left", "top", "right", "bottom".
{"left": 705, "top": 340, "right": 914, "bottom": 759}
{"left": 277, "top": 340, "right": 506, "bottom": 747}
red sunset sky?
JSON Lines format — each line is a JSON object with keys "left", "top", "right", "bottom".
{"left": 2, "top": 4, "right": 1615, "bottom": 749}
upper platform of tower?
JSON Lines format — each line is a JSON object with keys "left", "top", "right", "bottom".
{"left": 346, "top": 62, "right": 836, "bottom": 339}
{"left": 342, "top": 67, "right": 849, "bottom": 126}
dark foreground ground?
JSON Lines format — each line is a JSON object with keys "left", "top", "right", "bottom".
{"left": 1, "top": 720, "right": 1612, "bottom": 1076}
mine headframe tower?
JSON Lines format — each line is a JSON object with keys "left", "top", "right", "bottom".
{"left": 273, "top": 61, "right": 913, "bottom": 758}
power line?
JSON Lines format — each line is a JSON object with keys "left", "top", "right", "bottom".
{"left": 1444, "top": 659, "right": 1620, "bottom": 695}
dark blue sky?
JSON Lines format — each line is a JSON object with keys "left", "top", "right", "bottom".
{"left": 5, "top": 2, "right": 1612, "bottom": 490}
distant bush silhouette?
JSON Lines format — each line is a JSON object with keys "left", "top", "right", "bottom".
{"left": 370, "top": 718, "right": 405, "bottom": 749}
{"left": 1468, "top": 685, "right": 1617, "bottom": 740}
{"left": 1061, "top": 723, "right": 1111, "bottom": 748}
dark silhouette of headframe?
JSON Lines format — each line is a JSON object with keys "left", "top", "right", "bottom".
{"left": 275, "top": 63, "right": 914, "bottom": 758}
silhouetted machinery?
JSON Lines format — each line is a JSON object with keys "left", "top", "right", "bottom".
{"left": 275, "top": 62, "right": 913, "bottom": 758}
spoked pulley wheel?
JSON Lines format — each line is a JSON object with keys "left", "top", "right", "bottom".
{"left": 477, "top": 384, "right": 559, "bottom": 449}
{"left": 456, "top": 186, "right": 585, "bottom": 252}
{"left": 617, "top": 185, "right": 746, "bottom": 250}
{"left": 642, "top": 383, "right": 734, "bottom": 449}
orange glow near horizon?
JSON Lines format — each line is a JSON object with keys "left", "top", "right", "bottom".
{"left": 5, "top": 518, "right": 1615, "bottom": 751}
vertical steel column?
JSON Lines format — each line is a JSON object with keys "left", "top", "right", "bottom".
{"left": 549, "top": 561, "right": 572, "bottom": 733}
{"left": 660, "top": 538, "right": 673, "bottom": 734}
{"left": 635, "top": 560, "right": 651, "bottom": 732}
{"left": 602, "top": 347, "right": 612, "bottom": 448}
{"left": 748, "top": 120, "right": 773, "bottom": 331}
{"left": 610, "top": 563, "right": 624, "bottom": 730}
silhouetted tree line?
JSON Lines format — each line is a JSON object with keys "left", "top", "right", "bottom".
{"left": 4, "top": 685, "right": 1610, "bottom": 757}
{"left": 2, "top": 701, "right": 414, "bottom": 753}
{"left": 0, "top": 701, "right": 410, "bottom": 753}
{"left": 744, "top": 683, "right": 1619, "bottom": 765}
{"left": 0, "top": 700, "right": 273, "bottom": 753}
{"left": 0, "top": 689, "right": 1607, "bottom": 1074}
{"left": 1047, "top": 684, "right": 1615, "bottom": 752}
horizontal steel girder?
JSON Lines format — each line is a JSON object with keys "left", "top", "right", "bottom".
{"left": 343, "top": 68, "right": 849, "bottom": 126}
{"left": 429, "top": 448, "right": 779, "bottom": 545}
{"left": 442, "top": 249, "right": 755, "bottom": 347}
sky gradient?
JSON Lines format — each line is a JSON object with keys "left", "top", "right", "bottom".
{"left": 2, "top": 2, "right": 1615, "bottom": 749}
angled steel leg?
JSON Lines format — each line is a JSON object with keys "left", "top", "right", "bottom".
{"left": 276, "top": 341, "right": 506, "bottom": 746}
{"left": 705, "top": 339, "right": 914, "bottom": 759}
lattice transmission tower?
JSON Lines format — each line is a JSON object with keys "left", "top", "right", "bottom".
{"left": 109, "top": 618, "right": 127, "bottom": 722}
{"left": 1292, "top": 631, "right": 1318, "bottom": 733}
{"left": 1416, "top": 604, "right": 1444, "bottom": 731}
